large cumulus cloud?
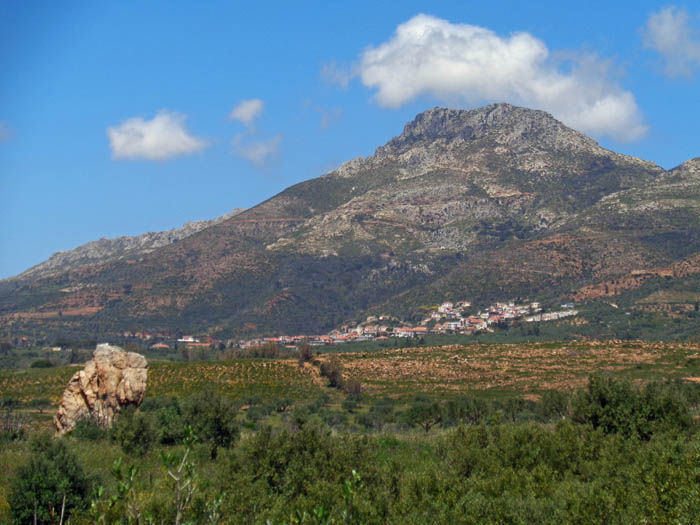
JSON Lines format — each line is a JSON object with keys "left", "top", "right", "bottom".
{"left": 357, "top": 14, "right": 647, "bottom": 142}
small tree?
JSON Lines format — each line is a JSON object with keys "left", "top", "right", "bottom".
{"left": 342, "top": 378, "right": 362, "bottom": 396}
{"left": 320, "top": 356, "right": 344, "bottom": 388}
{"left": 184, "top": 388, "right": 239, "bottom": 459}
{"left": 9, "top": 433, "right": 91, "bottom": 524}
{"left": 401, "top": 398, "right": 443, "bottom": 433}
{"left": 297, "top": 341, "right": 314, "bottom": 368}
{"left": 111, "top": 406, "right": 157, "bottom": 456}
{"left": 0, "top": 397, "right": 26, "bottom": 442}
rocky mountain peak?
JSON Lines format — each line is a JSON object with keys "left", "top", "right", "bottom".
{"left": 378, "top": 102, "right": 599, "bottom": 156}
{"left": 671, "top": 157, "right": 700, "bottom": 178}
{"left": 335, "top": 102, "right": 646, "bottom": 180}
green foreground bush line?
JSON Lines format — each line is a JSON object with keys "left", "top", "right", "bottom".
{"left": 3, "top": 376, "right": 700, "bottom": 523}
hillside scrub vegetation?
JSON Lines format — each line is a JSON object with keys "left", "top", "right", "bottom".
{"left": 3, "top": 376, "right": 700, "bottom": 522}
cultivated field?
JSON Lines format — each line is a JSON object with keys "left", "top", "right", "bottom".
{"left": 2, "top": 341, "right": 699, "bottom": 404}
{"left": 337, "top": 341, "right": 700, "bottom": 397}
{"left": 0, "top": 359, "right": 324, "bottom": 403}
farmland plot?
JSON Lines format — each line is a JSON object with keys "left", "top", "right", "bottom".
{"left": 338, "top": 341, "right": 700, "bottom": 397}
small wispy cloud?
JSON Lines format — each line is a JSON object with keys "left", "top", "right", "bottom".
{"left": 320, "top": 61, "right": 355, "bottom": 89}
{"left": 230, "top": 98, "right": 264, "bottom": 126}
{"left": 319, "top": 107, "right": 343, "bottom": 129}
{"left": 304, "top": 101, "right": 343, "bottom": 129}
{"left": 107, "top": 111, "right": 207, "bottom": 161}
{"left": 643, "top": 6, "right": 700, "bottom": 76}
{"left": 232, "top": 133, "right": 282, "bottom": 167}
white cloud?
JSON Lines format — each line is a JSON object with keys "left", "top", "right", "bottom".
{"left": 320, "top": 61, "right": 355, "bottom": 89}
{"left": 232, "top": 133, "right": 282, "bottom": 167}
{"left": 304, "top": 100, "right": 343, "bottom": 129}
{"left": 643, "top": 6, "right": 700, "bottom": 76}
{"left": 107, "top": 111, "right": 206, "bottom": 161}
{"left": 230, "top": 99, "right": 264, "bottom": 126}
{"left": 355, "top": 14, "right": 646, "bottom": 142}
{"left": 319, "top": 107, "right": 343, "bottom": 129}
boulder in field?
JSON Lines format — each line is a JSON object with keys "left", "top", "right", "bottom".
{"left": 54, "top": 343, "right": 147, "bottom": 435}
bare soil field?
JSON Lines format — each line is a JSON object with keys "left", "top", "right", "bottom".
{"left": 337, "top": 341, "right": 700, "bottom": 397}
{"left": 3, "top": 341, "right": 698, "bottom": 404}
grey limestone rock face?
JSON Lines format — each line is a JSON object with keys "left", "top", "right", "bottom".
{"left": 11, "top": 208, "right": 246, "bottom": 281}
{"left": 671, "top": 157, "right": 700, "bottom": 178}
{"left": 54, "top": 343, "right": 148, "bottom": 435}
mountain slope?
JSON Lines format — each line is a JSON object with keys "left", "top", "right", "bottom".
{"left": 2, "top": 103, "right": 698, "bottom": 341}
{"left": 11, "top": 209, "right": 246, "bottom": 282}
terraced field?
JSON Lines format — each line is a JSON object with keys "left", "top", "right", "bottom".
{"left": 0, "top": 359, "right": 324, "bottom": 403}
{"left": 3, "top": 341, "right": 699, "bottom": 405}
{"left": 147, "top": 360, "right": 323, "bottom": 399}
{"left": 0, "top": 366, "right": 77, "bottom": 403}
{"left": 337, "top": 341, "right": 700, "bottom": 398}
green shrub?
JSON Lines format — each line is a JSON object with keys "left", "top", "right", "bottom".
{"left": 30, "top": 359, "right": 54, "bottom": 368}
{"left": 320, "top": 356, "right": 344, "bottom": 388}
{"left": 443, "top": 396, "right": 489, "bottom": 426}
{"left": 110, "top": 406, "right": 157, "bottom": 456}
{"left": 400, "top": 397, "right": 443, "bottom": 433}
{"left": 297, "top": 341, "right": 314, "bottom": 367}
{"left": 9, "top": 433, "right": 92, "bottom": 524}
{"left": 184, "top": 388, "right": 240, "bottom": 459}
{"left": 0, "top": 397, "right": 26, "bottom": 442}
{"left": 341, "top": 397, "right": 359, "bottom": 413}
{"left": 571, "top": 376, "right": 695, "bottom": 440}
{"left": 70, "top": 414, "right": 109, "bottom": 441}
{"left": 538, "top": 390, "right": 570, "bottom": 421}
{"left": 342, "top": 378, "right": 362, "bottom": 395}
{"left": 226, "top": 424, "right": 377, "bottom": 520}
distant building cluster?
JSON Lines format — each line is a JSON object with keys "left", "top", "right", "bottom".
{"left": 230, "top": 299, "right": 578, "bottom": 349}
{"left": 114, "top": 298, "right": 579, "bottom": 352}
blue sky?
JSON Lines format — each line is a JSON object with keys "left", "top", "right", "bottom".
{"left": 2, "top": 1, "right": 700, "bottom": 278}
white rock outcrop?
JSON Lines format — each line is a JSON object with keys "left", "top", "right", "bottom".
{"left": 54, "top": 344, "right": 148, "bottom": 435}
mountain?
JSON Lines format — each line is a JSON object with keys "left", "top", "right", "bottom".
{"left": 12, "top": 209, "right": 246, "bottom": 282}
{"left": 2, "top": 103, "right": 699, "bottom": 341}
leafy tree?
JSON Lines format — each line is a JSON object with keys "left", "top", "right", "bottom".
{"left": 111, "top": 406, "right": 157, "bottom": 456}
{"left": 9, "top": 433, "right": 91, "bottom": 524}
{"left": 357, "top": 398, "right": 395, "bottom": 431}
{"left": 401, "top": 397, "right": 443, "bottom": 433}
{"left": 571, "top": 376, "right": 694, "bottom": 440}
{"left": 342, "top": 378, "right": 362, "bottom": 395}
{"left": 184, "top": 388, "right": 240, "bottom": 459}
{"left": 0, "top": 340, "right": 12, "bottom": 354}
{"left": 141, "top": 396, "right": 187, "bottom": 444}
{"left": 320, "top": 356, "right": 344, "bottom": 388}
{"left": 297, "top": 341, "right": 314, "bottom": 368}
{"left": 0, "top": 396, "right": 26, "bottom": 442}
{"left": 71, "top": 413, "right": 110, "bottom": 441}
{"left": 539, "top": 390, "right": 570, "bottom": 421}
{"left": 123, "top": 341, "right": 144, "bottom": 354}
{"left": 443, "top": 396, "right": 489, "bottom": 426}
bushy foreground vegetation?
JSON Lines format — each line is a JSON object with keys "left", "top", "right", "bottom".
{"left": 3, "top": 376, "right": 700, "bottom": 523}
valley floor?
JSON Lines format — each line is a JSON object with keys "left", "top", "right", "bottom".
{"left": 3, "top": 340, "right": 700, "bottom": 523}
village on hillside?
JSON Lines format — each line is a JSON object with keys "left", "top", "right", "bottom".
{"left": 133, "top": 299, "right": 579, "bottom": 351}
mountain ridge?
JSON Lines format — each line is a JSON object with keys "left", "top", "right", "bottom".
{"left": 2, "top": 103, "right": 699, "bottom": 341}
{"left": 9, "top": 208, "right": 246, "bottom": 282}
